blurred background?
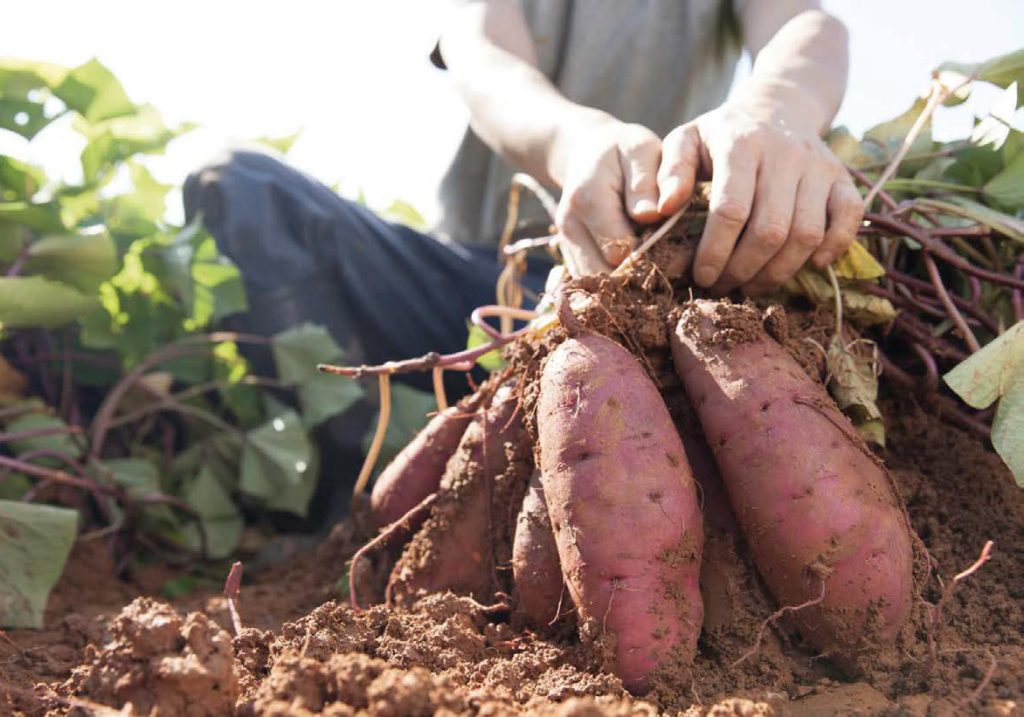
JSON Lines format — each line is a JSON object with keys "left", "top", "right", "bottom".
{"left": 2, "top": 0, "right": 1022, "bottom": 225}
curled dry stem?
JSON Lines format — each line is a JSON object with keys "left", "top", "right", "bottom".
{"left": 432, "top": 367, "right": 448, "bottom": 412}
{"left": 223, "top": 561, "right": 244, "bottom": 637}
{"left": 353, "top": 374, "right": 392, "bottom": 496}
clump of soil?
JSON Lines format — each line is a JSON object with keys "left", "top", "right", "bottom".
{"left": 50, "top": 598, "right": 237, "bottom": 716}
{"left": 3, "top": 244, "right": 1023, "bottom": 715}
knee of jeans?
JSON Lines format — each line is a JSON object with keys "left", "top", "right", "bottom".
{"left": 183, "top": 149, "right": 292, "bottom": 229}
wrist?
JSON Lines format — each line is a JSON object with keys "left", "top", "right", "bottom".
{"left": 730, "top": 80, "right": 833, "bottom": 137}
{"left": 545, "top": 105, "right": 618, "bottom": 187}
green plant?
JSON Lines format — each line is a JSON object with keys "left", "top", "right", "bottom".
{"left": 0, "top": 58, "right": 434, "bottom": 627}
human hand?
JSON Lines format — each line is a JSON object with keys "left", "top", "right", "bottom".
{"left": 657, "top": 99, "right": 864, "bottom": 295}
{"left": 552, "top": 115, "right": 663, "bottom": 277}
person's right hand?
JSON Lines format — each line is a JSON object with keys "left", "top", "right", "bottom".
{"left": 553, "top": 116, "right": 664, "bottom": 277}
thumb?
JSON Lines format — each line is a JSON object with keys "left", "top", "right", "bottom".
{"left": 657, "top": 123, "right": 702, "bottom": 215}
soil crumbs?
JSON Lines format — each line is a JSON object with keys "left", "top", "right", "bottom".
{"left": 2, "top": 303, "right": 1023, "bottom": 714}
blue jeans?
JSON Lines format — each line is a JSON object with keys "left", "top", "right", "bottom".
{"left": 183, "top": 150, "right": 548, "bottom": 520}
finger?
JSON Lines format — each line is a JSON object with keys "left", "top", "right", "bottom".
{"left": 811, "top": 178, "right": 865, "bottom": 268}
{"left": 556, "top": 214, "right": 613, "bottom": 278}
{"left": 657, "top": 124, "right": 702, "bottom": 215}
{"left": 619, "top": 128, "right": 662, "bottom": 223}
{"left": 744, "top": 173, "right": 828, "bottom": 295}
{"left": 713, "top": 158, "right": 799, "bottom": 292}
{"left": 692, "top": 141, "right": 757, "bottom": 287}
{"left": 565, "top": 182, "right": 637, "bottom": 266}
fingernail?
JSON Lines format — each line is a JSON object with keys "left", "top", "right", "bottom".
{"left": 633, "top": 198, "right": 658, "bottom": 217}
{"left": 659, "top": 179, "right": 680, "bottom": 206}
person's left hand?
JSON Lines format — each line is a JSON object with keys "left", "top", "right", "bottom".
{"left": 656, "top": 99, "right": 864, "bottom": 296}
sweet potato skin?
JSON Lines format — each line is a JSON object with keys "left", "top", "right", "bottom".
{"left": 671, "top": 300, "right": 913, "bottom": 661}
{"left": 388, "top": 386, "right": 526, "bottom": 602}
{"left": 370, "top": 392, "right": 483, "bottom": 529}
{"left": 538, "top": 333, "right": 704, "bottom": 694}
{"left": 511, "top": 470, "right": 564, "bottom": 630}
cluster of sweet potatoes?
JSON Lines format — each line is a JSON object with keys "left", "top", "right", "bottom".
{"left": 364, "top": 297, "right": 916, "bottom": 695}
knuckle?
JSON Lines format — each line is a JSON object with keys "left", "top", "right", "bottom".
{"left": 793, "top": 227, "right": 825, "bottom": 250}
{"left": 566, "top": 188, "right": 589, "bottom": 213}
{"left": 754, "top": 220, "right": 789, "bottom": 250}
{"left": 711, "top": 199, "right": 750, "bottom": 227}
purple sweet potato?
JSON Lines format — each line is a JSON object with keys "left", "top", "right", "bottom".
{"left": 537, "top": 332, "right": 704, "bottom": 694}
{"left": 671, "top": 300, "right": 914, "bottom": 662}
{"left": 388, "top": 386, "right": 527, "bottom": 602}
{"left": 371, "top": 391, "right": 484, "bottom": 529}
{"left": 511, "top": 470, "right": 564, "bottom": 630}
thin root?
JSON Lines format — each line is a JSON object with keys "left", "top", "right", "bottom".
{"left": 731, "top": 581, "right": 827, "bottom": 668}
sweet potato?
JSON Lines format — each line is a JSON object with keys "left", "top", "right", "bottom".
{"left": 388, "top": 386, "right": 527, "bottom": 602}
{"left": 670, "top": 300, "right": 914, "bottom": 663}
{"left": 537, "top": 332, "right": 704, "bottom": 694}
{"left": 511, "top": 470, "right": 564, "bottom": 630}
{"left": 370, "top": 391, "right": 484, "bottom": 529}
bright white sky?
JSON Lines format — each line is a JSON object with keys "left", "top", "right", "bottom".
{"left": 3, "top": 1, "right": 1023, "bottom": 225}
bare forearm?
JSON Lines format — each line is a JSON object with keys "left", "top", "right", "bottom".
{"left": 439, "top": 0, "right": 608, "bottom": 186}
{"left": 736, "top": 9, "right": 849, "bottom": 135}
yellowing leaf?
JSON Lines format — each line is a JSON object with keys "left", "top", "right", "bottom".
{"left": 944, "top": 322, "right": 1024, "bottom": 409}
{"left": 992, "top": 374, "right": 1024, "bottom": 485}
{"left": 832, "top": 241, "right": 886, "bottom": 280}
{"left": 826, "top": 336, "right": 884, "bottom": 446}
{"left": 787, "top": 268, "right": 897, "bottom": 327}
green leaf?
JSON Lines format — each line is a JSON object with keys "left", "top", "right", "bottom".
{"left": 992, "top": 374, "right": 1024, "bottom": 485}
{"left": 102, "top": 458, "right": 159, "bottom": 495}
{"left": 5, "top": 413, "right": 79, "bottom": 462}
{"left": 189, "top": 234, "right": 247, "bottom": 325}
{"left": 915, "top": 196, "right": 1024, "bottom": 244}
{"left": 982, "top": 151, "right": 1024, "bottom": 211}
{"left": 254, "top": 131, "right": 300, "bottom": 155}
{"left": 0, "top": 59, "right": 67, "bottom": 138}
{"left": 53, "top": 58, "right": 134, "bottom": 123}
{"left": 24, "top": 231, "right": 118, "bottom": 293}
{"left": 298, "top": 372, "right": 364, "bottom": 428}
{"left": 0, "top": 500, "right": 78, "bottom": 628}
{"left": 78, "top": 105, "right": 193, "bottom": 184}
{"left": 103, "top": 162, "right": 172, "bottom": 237}
{"left": 466, "top": 323, "right": 504, "bottom": 371}
{"left": 825, "top": 126, "right": 882, "bottom": 168}
{"left": 180, "top": 462, "right": 244, "bottom": 559}
{"left": 0, "top": 275, "right": 98, "bottom": 329}
{"left": 938, "top": 49, "right": 1024, "bottom": 105}
{"left": 271, "top": 323, "right": 345, "bottom": 382}
{"left": 863, "top": 97, "right": 932, "bottom": 163}
{"left": 161, "top": 575, "right": 200, "bottom": 599}
{"left": 0, "top": 97, "right": 54, "bottom": 139}
{"left": 0, "top": 474, "right": 31, "bottom": 500}
{"left": 366, "top": 383, "right": 437, "bottom": 470}
{"left": 380, "top": 199, "right": 427, "bottom": 231}
{"left": 240, "top": 410, "right": 316, "bottom": 516}
{"left": 944, "top": 322, "right": 1024, "bottom": 409}
{"left": 0, "top": 156, "right": 45, "bottom": 202}
{"left": 0, "top": 200, "right": 65, "bottom": 233}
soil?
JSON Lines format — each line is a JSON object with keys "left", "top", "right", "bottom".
{"left": 2, "top": 239, "right": 1022, "bottom": 716}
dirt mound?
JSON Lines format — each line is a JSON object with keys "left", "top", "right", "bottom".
{"left": 43, "top": 598, "right": 237, "bottom": 716}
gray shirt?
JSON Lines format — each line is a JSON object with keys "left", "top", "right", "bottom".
{"left": 433, "top": 0, "right": 743, "bottom": 249}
